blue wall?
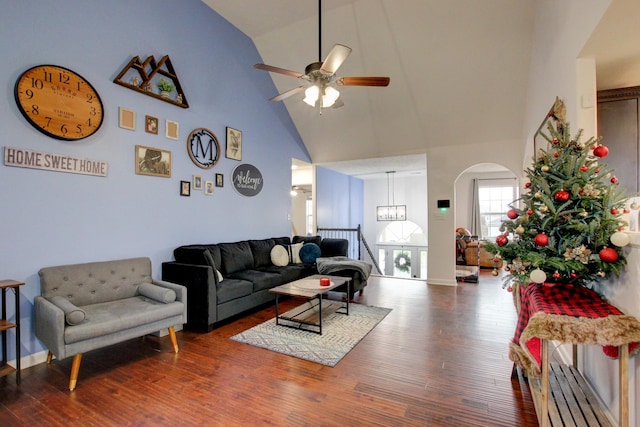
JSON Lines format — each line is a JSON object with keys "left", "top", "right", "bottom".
{"left": 316, "top": 166, "right": 364, "bottom": 230}
{"left": 0, "top": 0, "right": 311, "bottom": 360}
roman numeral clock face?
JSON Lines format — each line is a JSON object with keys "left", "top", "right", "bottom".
{"left": 14, "top": 65, "right": 104, "bottom": 141}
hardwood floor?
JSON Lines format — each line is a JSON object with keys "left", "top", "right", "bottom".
{"left": 0, "top": 271, "right": 538, "bottom": 426}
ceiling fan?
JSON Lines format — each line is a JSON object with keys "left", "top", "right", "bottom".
{"left": 254, "top": 0, "right": 390, "bottom": 110}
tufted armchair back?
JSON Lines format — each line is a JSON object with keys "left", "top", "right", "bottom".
{"left": 39, "top": 257, "right": 152, "bottom": 307}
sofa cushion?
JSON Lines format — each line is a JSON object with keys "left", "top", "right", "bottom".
{"left": 249, "top": 239, "right": 275, "bottom": 268}
{"left": 272, "top": 236, "right": 292, "bottom": 246}
{"left": 216, "top": 278, "right": 253, "bottom": 304}
{"left": 320, "top": 238, "right": 349, "bottom": 257}
{"left": 50, "top": 295, "right": 86, "bottom": 325}
{"left": 292, "top": 235, "right": 322, "bottom": 246}
{"left": 271, "top": 245, "right": 289, "bottom": 267}
{"left": 229, "top": 270, "right": 285, "bottom": 292}
{"left": 64, "top": 297, "right": 185, "bottom": 344}
{"left": 138, "top": 282, "right": 176, "bottom": 304}
{"left": 299, "top": 243, "right": 322, "bottom": 264}
{"left": 219, "top": 241, "right": 254, "bottom": 275}
{"left": 173, "top": 245, "right": 210, "bottom": 265}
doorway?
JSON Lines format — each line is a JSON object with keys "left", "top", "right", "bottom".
{"left": 291, "top": 158, "right": 314, "bottom": 236}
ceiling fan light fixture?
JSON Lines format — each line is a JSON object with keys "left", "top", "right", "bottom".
{"left": 322, "top": 86, "right": 340, "bottom": 107}
{"left": 303, "top": 85, "right": 320, "bottom": 106}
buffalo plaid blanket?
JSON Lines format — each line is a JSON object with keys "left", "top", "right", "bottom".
{"left": 510, "top": 282, "right": 640, "bottom": 377}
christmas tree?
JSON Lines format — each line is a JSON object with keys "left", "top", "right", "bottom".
{"left": 485, "top": 105, "right": 630, "bottom": 292}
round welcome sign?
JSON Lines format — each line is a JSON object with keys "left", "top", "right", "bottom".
{"left": 232, "top": 163, "right": 263, "bottom": 196}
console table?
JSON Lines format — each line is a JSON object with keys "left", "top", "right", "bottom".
{"left": 510, "top": 282, "right": 640, "bottom": 427}
{"left": 1, "top": 280, "right": 24, "bottom": 385}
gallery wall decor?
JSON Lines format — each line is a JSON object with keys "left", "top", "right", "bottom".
{"left": 232, "top": 164, "right": 263, "bottom": 197}
{"left": 145, "top": 115, "right": 158, "bottom": 134}
{"left": 186, "top": 128, "right": 220, "bottom": 169}
{"left": 215, "top": 173, "right": 224, "bottom": 187}
{"left": 192, "top": 174, "right": 202, "bottom": 190}
{"left": 4, "top": 146, "right": 108, "bottom": 177}
{"left": 119, "top": 107, "right": 136, "bottom": 130}
{"left": 113, "top": 55, "right": 189, "bottom": 108}
{"left": 226, "top": 127, "right": 242, "bottom": 160}
{"left": 165, "top": 120, "right": 179, "bottom": 140}
{"left": 205, "top": 181, "right": 214, "bottom": 195}
{"left": 180, "top": 180, "right": 190, "bottom": 196}
{"left": 135, "top": 145, "right": 171, "bottom": 178}
{"left": 14, "top": 64, "right": 104, "bottom": 140}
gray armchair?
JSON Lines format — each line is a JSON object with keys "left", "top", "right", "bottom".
{"left": 35, "top": 257, "right": 186, "bottom": 390}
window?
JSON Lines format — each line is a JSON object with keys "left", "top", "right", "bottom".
{"left": 478, "top": 180, "right": 518, "bottom": 240}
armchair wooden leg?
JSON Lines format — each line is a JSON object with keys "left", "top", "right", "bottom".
{"left": 69, "top": 353, "right": 83, "bottom": 391}
{"left": 168, "top": 326, "right": 179, "bottom": 353}
{"left": 46, "top": 351, "right": 53, "bottom": 364}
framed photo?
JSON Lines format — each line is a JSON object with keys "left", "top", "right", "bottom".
{"left": 215, "top": 173, "right": 224, "bottom": 187}
{"left": 226, "top": 127, "right": 242, "bottom": 160}
{"left": 192, "top": 174, "right": 202, "bottom": 190}
{"left": 135, "top": 145, "right": 171, "bottom": 178}
{"left": 145, "top": 115, "right": 158, "bottom": 134}
{"left": 180, "top": 180, "right": 190, "bottom": 196}
{"left": 204, "top": 180, "right": 214, "bottom": 195}
{"left": 165, "top": 119, "right": 179, "bottom": 140}
{"left": 119, "top": 107, "right": 135, "bottom": 130}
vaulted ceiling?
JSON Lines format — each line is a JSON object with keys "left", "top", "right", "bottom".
{"left": 204, "top": 0, "right": 640, "bottom": 178}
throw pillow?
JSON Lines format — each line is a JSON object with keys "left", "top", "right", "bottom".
{"left": 270, "top": 245, "right": 289, "bottom": 267}
{"left": 216, "top": 269, "right": 224, "bottom": 282}
{"left": 138, "top": 282, "right": 177, "bottom": 304}
{"left": 50, "top": 295, "right": 86, "bottom": 325}
{"left": 288, "top": 242, "right": 303, "bottom": 264}
{"left": 299, "top": 242, "right": 322, "bottom": 264}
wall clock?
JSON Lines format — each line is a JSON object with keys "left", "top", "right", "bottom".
{"left": 14, "top": 64, "right": 104, "bottom": 141}
{"left": 187, "top": 128, "right": 220, "bottom": 169}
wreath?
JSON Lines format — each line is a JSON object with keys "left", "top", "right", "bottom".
{"left": 394, "top": 252, "right": 411, "bottom": 273}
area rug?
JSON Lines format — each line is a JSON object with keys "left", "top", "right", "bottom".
{"left": 230, "top": 303, "right": 392, "bottom": 366}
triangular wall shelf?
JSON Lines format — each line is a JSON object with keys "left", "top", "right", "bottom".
{"left": 113, "top": 55, "right": 189, "bottom": 108}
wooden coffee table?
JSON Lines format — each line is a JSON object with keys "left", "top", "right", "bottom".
{"left": 269, "top": 275, "right": 350, "bottom": 335}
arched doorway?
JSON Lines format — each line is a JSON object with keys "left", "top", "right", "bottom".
{"left": 454, "top": 163, "right": 518, "bottom": 272}
{"left": 376, "top": 220, "right": 427, "bottom": 278}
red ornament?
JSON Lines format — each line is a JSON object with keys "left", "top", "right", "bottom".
{"left": 525, "top": 182, "right": 531, "bottom": 188}
{"left": 554, "top": 152, "right": 559, "bottom": 158}
{"left": 624, "top": 208, "right": 630, "bottom": 214}
{"left": 534, "top": 233, "right": 549, "bottom": 246}
{"left": 554, "top": 190, "right": 570, "bottom": 202}
{"left": 611, "top": 176, "right": 618, "bottom": 184}
{"left": 593, "top": 145, "right": 609, "bottom": 158}
{"left": 599, "top": 247, "right": 619, "bottom": 263}
{"left": 580, "top": 165, "right": 588, "bottom": 172}
{"left": 552, "top": 271, "right": 561, "bottom": 279}
{"left": 611, "top": 208, "right": 619, "bottom": 215}
{"left": 552, "top": 138, "right": 560, "bottom": 145}
{"left": 595, "top": 169, "right": 600, "bottom": 174}
{"left": 570, "top": 271, "right": 578, "bottom": 278}
{"left": 507, "top": 209, "right": 519, "bottom": 220}
{"left": 496, "top": 235, "right": 508, "bottom": 247}
{"left": 507, "top": 286, "right": 513, "bottom": 292}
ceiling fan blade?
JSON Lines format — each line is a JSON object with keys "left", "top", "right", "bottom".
{"left": 320, "top": 44, "right": 352, "bottom": 74}
{"left": 336, "top": 77, "right": 390, "bottom": 87}
{"left": 254, "top": 63, "right": 304, "bottom": 78}
{"left": 269, "top": 86, "right": 305, "bottom": 102}
{"left": 331, "top": 99, "right": 345, "bottom": 109}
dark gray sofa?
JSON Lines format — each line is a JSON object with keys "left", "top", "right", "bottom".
{"left": 162, "top": 236, "right": 367, "bottom": 332}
